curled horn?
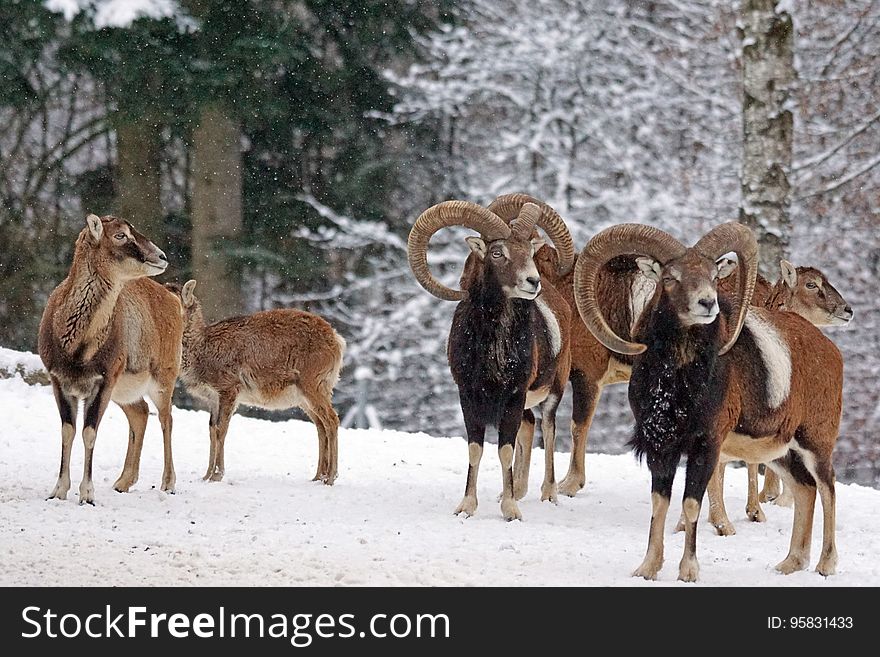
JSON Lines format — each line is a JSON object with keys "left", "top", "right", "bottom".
{"left": 574, "top": 224, "right": 687, "bottom": 355}
{"left": 407, "top": 201, "right": 511, "bottom": 301}
{"left": 487, "top": 193, "right": 575, "bottom": 275}
{"left": 693, "top": 222, "right": 758, "bottom": 355}
{"left": 510, "top": 202, "right": 540, "bottom": 239}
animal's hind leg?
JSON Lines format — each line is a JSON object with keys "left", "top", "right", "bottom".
{"left": 773, "top": 455, "right": 816, "bottom": 575}
{"left": 208, "top": 393, "right": 236, "bottom": 482}
{"left": 706, "top": 461, "right": 736, "bottom": 536}
{"left": 513, "top": 409, "right": 535, "bottom": 500}
{"left": 150, "top": 380, "right": 177, "bottom": 493}
{"left": 812, "top": 458, "right": 837, "bottom": 576}
{"left": 539, "top": 391, "right": 563, "bottom": 504}
{"left": 204, "top": 409, "right": 218, "bottom": 481}
{"left": 303, "top": 406, "right": 328, "bottom": 482}
{"left": 113, "top": 399, "right": 149, "bottom": 493}
{"left": 760, "top": 466, "right": 782, "bottom": 502}
{"left": 559, "top": 371, "right": 600, "bottom": 497}
{"left": 48, "top": 379, "right": 77, "bottom": 501}
{"left": 746, "top": 463, "right": 766, "bottom": 522}
{"left": 304, "top": 393, "right": 340, "bottom": 485}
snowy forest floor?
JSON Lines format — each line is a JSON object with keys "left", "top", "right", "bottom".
{"left": 2, "top": 372, "right": 879, "bottom": 587}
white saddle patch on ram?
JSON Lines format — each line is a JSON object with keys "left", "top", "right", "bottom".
{"left": 630, "top": 275, "right": 657, "bottom": 333}
{"left": 744, "top": 308, "right": 792, "bottom": 409}
{"left": 535, "top": 295, "right": 562, "bottom": 357}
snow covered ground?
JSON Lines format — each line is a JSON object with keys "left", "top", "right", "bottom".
{"left": 2, "top": 363, "right": 879, "bottom": 587}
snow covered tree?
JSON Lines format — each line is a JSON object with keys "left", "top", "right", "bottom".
{"left": 739, "top": 0, "right": 796, "bottom": 279}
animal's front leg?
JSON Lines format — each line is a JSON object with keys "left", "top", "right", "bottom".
{"left": 498, "top": 395, "right": 526, "bottom": 521}
{"left": 678, "top": 441, "right": 720, "bottom": 582}
{"left": 79, "top": 379, "right": 115, "bottom": 505}
{"left": 512, "top": 409, "right": 534, "bottom": 500}
{"left": 633, "top": 451, "right": 679, "bottom": 580}
{"left": 48, "top": 379, "right": 77, "bottom": 501}
{"left": 454, "top": 393, "right": 484, "bottom": 517}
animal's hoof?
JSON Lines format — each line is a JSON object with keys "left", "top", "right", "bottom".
{"left": 816, "top": 557, "right": 837, "bottom": 577}
{"left": 209, "top": 472, "right": 223, "bottom": 482}
{"left": 747, "top": 506, "right": 766, "bottom": 523}
{"left": 501, "top": 499, "right": 522, "bottom": 521}
{"left": 540, "top": 484, "right": 558, "bottom": 505}
{"left": 78, "top": 487, "right": 95, "bottom": 506}
{"left": 454, "top": 496, "right": 477, "bottom": 517}
{"left": 113, "top": 476, "right": 133, "bottom": 493}
{"left": 558, "top": 476, "right": 584, "bottom": 498}
{"left": 711, "top": 519, "right": 736, "bottom": 536}
{"left": 47, "top": 486, "right": 69, "bottom": 501}
{"left": 775, "top": 555, "right": 808, "bottom": 575}
{"left": 678, "top": 559, "right": 699, "bottom": 582}
{"left": 632, "top": 561, "right": 661, "bottom": 580}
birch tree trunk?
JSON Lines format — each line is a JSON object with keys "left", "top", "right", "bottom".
{"left": 190, "top": 103, "right": 243, "bottom": 321}
{"left": 115, "top": 114, "right": 163, "bottom": 239}
{"left": 739, "top": 0, "right": 795, "bottom": 279}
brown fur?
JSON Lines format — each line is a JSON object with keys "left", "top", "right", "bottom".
{"left": 450, "top": 231, "right": 571, "bottom": 517}
{"left": 619, "top": 248, "right": 842, "bottom": 580}
{"left": 708, "top": 309, "right": 842, "bottom": 576}
{"left": 708, "top": 261, "right": 851, "bottom": 530}
{"left": 38, "top": 215, "right": 182, "bottom": 504}
{"left": 168, "top": 280, "right": 345, "bottom": 485}
{"left": 720, "top": 263, "right": 851, "bottom": 326}
{"left": 539, "top": 248, "right": 850, "bottom": 500}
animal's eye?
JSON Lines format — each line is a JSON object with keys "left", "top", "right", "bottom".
{"left": 114, "top": 233, "right": 126, "bottom": 240}
{"left": 806, "top": 282, "right": 818, "bottom": 290}
{"left": 662, "top": 276, "right": 675, "bottom": 283}
{"left": 491, "top": 250, "right": 503, "bottom": 259}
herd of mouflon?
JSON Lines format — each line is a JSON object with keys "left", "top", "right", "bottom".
{"left": 37, "top": 197, "right": 853, "bottom": 582}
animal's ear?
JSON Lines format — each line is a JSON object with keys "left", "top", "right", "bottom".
{"left": 716, "top": 255, "right": 737, "bottom": 280}
{"left": 465, "top": 236, "right": 487, "bottom": 260}
{"left": 181, "top": 279, "right": 197, "bottom": 307}
{"left": 636, "top": 256, "right": 662, "bottom": 282}
{"left": 780, "top": 259, "right": 797, "bottom": 288}
{"left": 85, "top": 214, "right": 103, "bottom": 242}
{"left": 530, "top": 237, "right": 546, "bottom": 252}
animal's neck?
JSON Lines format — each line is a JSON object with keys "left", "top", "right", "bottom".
{"left": 57, "top": 259, "right": 123, "bottom": 357}
{"left": 180, "top": 307, "right": 207, "bottom": 372}
{"left": 765, "top": 280, "right": 790, "bottom": 311}
{"left": 643, "top": 296, "right": 721, "bottom": 368}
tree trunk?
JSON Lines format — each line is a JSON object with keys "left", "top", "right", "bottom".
{"left": 739, "top": 0, "right": 795, "bottom": 279}
{"left": 190, "top": 103, "right": 243, "bottom": 322}
{"left": 115, "top": 114, "right": 163, "bottom": 239}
